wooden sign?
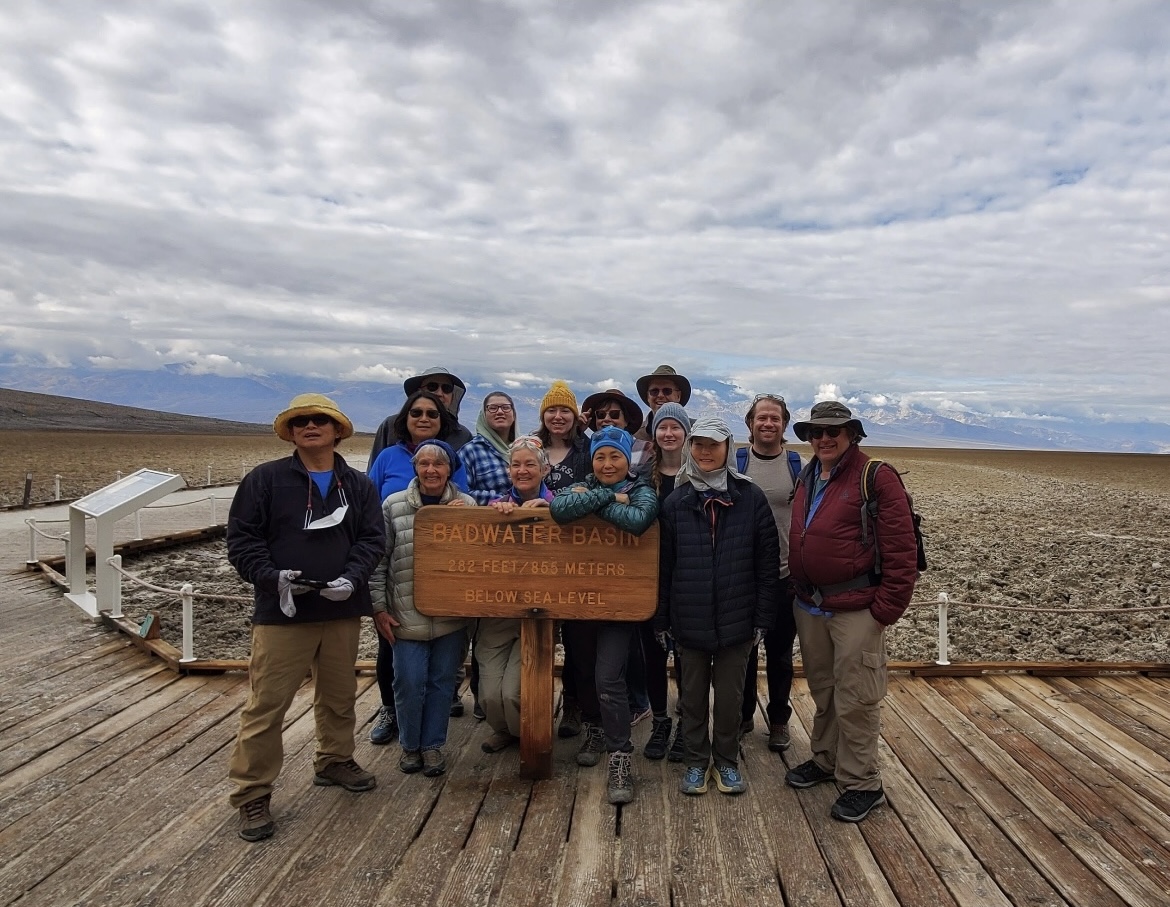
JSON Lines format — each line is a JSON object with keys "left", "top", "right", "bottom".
{"left": 413, "top": 508, "right": 659, "bottom": 621}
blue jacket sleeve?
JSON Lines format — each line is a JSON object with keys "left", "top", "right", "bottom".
{"left": 597, "top": 479, "right": 659, "bottom": 536}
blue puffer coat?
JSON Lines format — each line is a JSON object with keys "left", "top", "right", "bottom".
{"left": 656, "top": 475, "right": 781, "bottom": 653}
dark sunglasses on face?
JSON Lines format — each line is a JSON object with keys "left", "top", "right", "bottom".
{"left": 288, "top": 414, "right": 334, "bottom": 429}
{"left": 647, "top": 386, "right": 676, "bottom": 398}
{"left": 595, "top": 408, "right": 624, "bottom": 420}
{"left": 807, "top": 426, "right": 844, "bottom": 440}
{"left": 410, "top": 408, "right": 441, "bottom": 419}
{"left": 423, "top": 381, "right": 455, "bottom": 394}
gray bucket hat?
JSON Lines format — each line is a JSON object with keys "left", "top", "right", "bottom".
{"left": 792, "top": 401, "right": 867, "bottom": 441}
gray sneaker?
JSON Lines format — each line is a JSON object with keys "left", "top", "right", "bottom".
{"left": 422, "top": 748, "right": 447, "bottom": 777}
{"left": 314, "top": 759, "right": 376, "bottom": 792}
{"left": 607, "top": 751, "right": 634, "bottom": 804}
{"left": 238, "top": 794, "right": 275, "bottom": 842}
{"left": 576, "top": 724, "right": 605, "bottom": 767}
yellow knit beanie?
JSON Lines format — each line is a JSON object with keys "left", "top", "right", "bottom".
{"left": 539, "top": 380, "right": 579, "bottom": 417}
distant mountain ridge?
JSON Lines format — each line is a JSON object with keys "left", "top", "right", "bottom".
{"left": 2, "top": 366, "right": 1168, "bottom": 453}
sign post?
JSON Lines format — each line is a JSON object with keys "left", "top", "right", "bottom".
{"left": 413, "top": 507, "right": 659, "bottom": 779}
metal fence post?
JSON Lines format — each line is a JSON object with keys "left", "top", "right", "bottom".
{"left": 26, "top": 518, "right": 37, "bottom": 566}
{"left": 180, "top": 583, "right": 196, "bottom": 663}
{"left": 54, "top": 474, "right": 61, "bottom": 501}
{"left": 936, "top": 592, "right": 951, "bottom": 666}
{"left": 207, "top": 465, "right": 213, "bottom": 486}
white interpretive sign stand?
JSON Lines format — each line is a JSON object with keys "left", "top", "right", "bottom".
{"left": 64, "top": 469, "right": 186, "bottom": 618}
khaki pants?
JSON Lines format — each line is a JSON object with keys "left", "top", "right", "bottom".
{"left": 228, "top": 619, "right": 361, "bottom": 807}
{"left": 474, "top": 618, "right": 522, "bottom": 737}
{"left": 794, "top": 607, "right": 887, "bottom": 791}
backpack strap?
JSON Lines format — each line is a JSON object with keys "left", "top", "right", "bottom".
{"left": 860, "top": 459, "right": 884, "bottom": 573}
{"left": 736, "top": 446, "right": 749, "bottom": 473}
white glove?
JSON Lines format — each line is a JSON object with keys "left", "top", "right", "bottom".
{"left": 277, "top": 569, "right": 312, "bottom": 617}
{"left": 319, "top": 577, "right": 354, "bottom": 602}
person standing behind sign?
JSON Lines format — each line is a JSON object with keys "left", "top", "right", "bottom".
{"left": 370, "top": 439, "right": 476, "bottom": 778}
{"left": 785, "top": 402, "right": 917, "bottom": 823}
{"left": 550, "top": 426, "right": 658, "bottom": 805}
{"left": 462, "top": 392, "right": 518, "bottom": 505}
{"left": 226, "top": 394, "right": 385, "bottom": 842}
{"left": 656, "top": 416, "right": 780, "bottom": 797}
{"left": 477, "top": 437, "right": 556, "bottom": 753}
{"left": 367, "top": 367, "right": 473, "bottom": 467}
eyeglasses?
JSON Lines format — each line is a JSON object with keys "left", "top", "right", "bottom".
{"left": 423, "top": 381, "right": 455, "bottom": 394}
{"left": 807, "top": 426, "right": 844, "bottom": 440}
{"left": 485, "top": 403, "right": 513, "bottom": 413}
{"left": 594, "top": 408, "right": 625, "bottom": 420}
{"left": 288, "top": 414, "right": 334, "bottom": 429}
{"left": 647, "top": 385, "right": 677, "bottom": 398}
{"left": 409, "top": 408, "right": 441, "bottom": 419}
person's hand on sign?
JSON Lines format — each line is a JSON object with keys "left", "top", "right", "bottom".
{"left": 446, "top": 499, "right": 468, "bottom": 507}
{"left": 520, "top": 498, "right": 549, "bottom": 509}
{"left": 490, "top": 499, "right": 517, "bottom": 514}
{"left": 374, "top": 610, "right": 400, "bottom": 644}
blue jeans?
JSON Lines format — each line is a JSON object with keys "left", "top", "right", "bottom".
{"left": 392, "top": 631, "right": 465, "bottom": 752}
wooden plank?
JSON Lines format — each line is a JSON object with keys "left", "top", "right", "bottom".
{"left": 414, "top": 509, "right": 658, "bottom": 620}
{"left": 520, "top": 617, "right": 554, "bottom": 780}
{"left": 494, "top": 772, "right": 574, "bottom": 907}
{"left": 907, "top": 678, "right": 1168, "bottom": 907}
{"left": 613, "top": 750, "right": 672, "bottom": 907}
{"left": 553, "top": 763, "right": 617, "bottom": 907}
{"left": 1048, "top": 676, "right": 1170, "bottom": 754}
{"left": 707, "top": 776, "right": 786, "bottom": 907}
{"left": 941, "top": 677, "right": 1170, "bottom": 891}
{"left": 1097, "top": 675, "right": 1170, "bottom": 727}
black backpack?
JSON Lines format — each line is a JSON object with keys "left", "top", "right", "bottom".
{"left": 860, "top": 460, "right": 927, "bottom": 573}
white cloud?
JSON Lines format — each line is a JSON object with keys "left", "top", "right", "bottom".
{"left": 0, "top": 0, "right": 1168, "bottom": 422}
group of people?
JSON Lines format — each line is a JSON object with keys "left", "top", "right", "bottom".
{"left": 224, "top": 364, "right": 920, "bottom": 842}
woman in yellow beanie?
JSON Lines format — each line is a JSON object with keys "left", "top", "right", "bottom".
{"left": 534, "top": 380, "right": 590, "bottom": 493}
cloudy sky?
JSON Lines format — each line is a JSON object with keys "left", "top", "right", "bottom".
{"left": 1, "top": 0, "right": 1168, "bottom": 423}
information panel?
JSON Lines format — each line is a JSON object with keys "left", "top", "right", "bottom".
{"left": 413, "top": 508, "right": 659, "bottom": 620}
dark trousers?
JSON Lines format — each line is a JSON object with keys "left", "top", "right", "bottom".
{"left": 742, "top": 579, "right": 796, "bottom": 724}
{"left": 679, "top": 639, "right": 755, "bottom": 770}
{"left": 562, "top": 620, "right": 634, "bottom": 752}
{"left": 376, "top": 634, "right": 396, "bottom": 711}
{"left": 634, "top": 619, "right": 669, "bottom": 714}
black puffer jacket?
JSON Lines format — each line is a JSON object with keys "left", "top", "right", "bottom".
{"left": 656, "top": 475, "right": 781, "bottom": 653}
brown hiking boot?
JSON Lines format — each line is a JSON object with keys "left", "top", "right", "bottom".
{"left": 238, "top": 794, "right": 275, "bottom": 842}
{"left": 422, "top": 748, "right": 447, "bottom": 777}
{"left": 481, "top": 731, "right": 519, "bottom": 753}
{"left": 768, "top": 723, "right": 791, "bottom": 752}
{"left": 314, "top": 759, "right": 376, "bottom": 792}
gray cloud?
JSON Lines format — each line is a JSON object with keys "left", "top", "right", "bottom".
{"left": 0, "top": 0, "right": 1168, "bottom": 422}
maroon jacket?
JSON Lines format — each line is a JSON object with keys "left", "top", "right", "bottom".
{"left": 789, "top": 445, "right": 918, "bottom": 626}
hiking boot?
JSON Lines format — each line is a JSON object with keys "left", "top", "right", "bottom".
{"left": 314, "top": 759, "right": 376, "bottom": 792}
{"left": 643, "top": 716, "right": 672, "bottom": 760}
{"left": 481, "top": 731, "right": 519, "bottom": 753}
{"left": 678, "top": 765, "right": 708, "bottom": 796}
{"left": 422, "top": 748, "right": 447, "bottom": 777}
{"left": 607, "top": 751, "right": 634, "bottom": 805}
{"left": 768, "top": 723, "right": 791, "bottom": 752}
{"left": 369, "top": 707, "right": 398, "bottom": 745}
{"left": 739, "top": 717, "right": 754, "bottom": 737}
{"left": 630, "top": 706, "right": 652, "bottom": 727}
{"left": 576, "top": 724, "right": 605, "bottom": 767}
{"left": 450, "top": 694, "right": 465, "bottom": 718}
{"left": 667, "top": 724, "right": 686, "bottom": 762}
{"left": 399, "top": 749, "right": 423, "bottom": 774}
{"left": 712, "top": 764, "right": 748, "bottom": 795}
{"left": 473, "top": 699, "right": 486, "bottom": 721}
{"left": 785, "top": 759, "right": 835, "bottom": 789}
{"left": 558, "top": 700, "right": 582, "bottom": 738}
{"left": 237, "top": 794, "right": 275, "bottom": 842}
{"left": 830, "top": 788, "right": 886, "bottom": 823}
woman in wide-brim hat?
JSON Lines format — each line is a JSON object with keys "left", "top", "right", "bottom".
{"left": 581, "top": 389, "right": 644, "bottom": 435}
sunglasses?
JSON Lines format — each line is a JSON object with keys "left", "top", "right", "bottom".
{"left": 509, "top": 436, "right": 543, "bottom": 449}
{"left": 409, "top": 408, "right": 441, "bottom": 419}
{"left": 753, "top": 393, "right": 786, "bottom": 404}
{"left": 423, "top": 381, "right": 455, "bottom": 394}
{"left": 288, "top": 414, "right": 335, "bottom": 429}
{"left": 594, "top": 408, "right": 625, "bottom": 420}
{"left": 485, "top": 402, "right": 513, "bottom": 413}
{"left": 807, "top": 426, "right": 844, "bottom": 440}
{"left": 647, "top": 386, "right": 677, "bottom": 398}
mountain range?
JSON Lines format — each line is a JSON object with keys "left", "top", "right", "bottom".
{"left": 2, "top": 365, "right": 1167, "bottom": 453}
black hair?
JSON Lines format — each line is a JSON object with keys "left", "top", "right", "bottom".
{"left": 393, "top": 390, "right": 456, "bottom": 445}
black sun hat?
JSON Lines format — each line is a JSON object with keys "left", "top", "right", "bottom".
{"left": 792, "top": 401, "right": 867, "bottom": 442}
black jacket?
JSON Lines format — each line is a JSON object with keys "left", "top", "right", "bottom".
{"left": 227, "top": 451, "right": 386, "bottom": 624}
{"left": 656, "top": 475, "right": 781, "bottom": 653}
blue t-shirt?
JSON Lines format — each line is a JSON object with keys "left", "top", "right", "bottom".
{"left": 309, "top": 470, "right": 333, "bottom": 500}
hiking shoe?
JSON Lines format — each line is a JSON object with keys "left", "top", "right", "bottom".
{"left": 481, "top": 731, "right": 519, "bottom": 753}
{"left": 831, "top": 788, "right": 886, "bottom": 823}
{"left": 607, "top": 751, "right": 634, "bottom": 804}
{"left": 576, "top": 724, "right": 605, "bottom": 767}
{"left": 422, "top": 748, "right": 447, "bottom": 777}
{"left": 473, "top": 699, "right": 486, "bottom": 721}
{"left": 450, "top": 695, "right": 465, "bottom": 718}
{"left": 237, "top": 794, "right": 275, "bottom": 842}
{"left": 369, "top": 707, "right": 398, "bottom": 745}
{"left": 678, "top": 765, "right": 708, "bottom": 796}
{"left": 558, "top": 700, "right": 582, "bottom": 738}
{"left": 314, "top": 759, "right": 376, "bottom": 792}
{"left": 739, "top": 717, "right": 754, "bottom": 737}
{"left": 768, "top": 723, "right": 791, "bottom": 752}
{"left": 630, "top": 706, "right": 652, "bottom": 727}
{"left": 399, "top": 749, "right": 423, "bottom": 774}
{"left": 643, "top": 716, "right": 672, "bottom": 761}
{"left": 667, "top": 723, "right": 686, "bottom": 762}
{"left": 785, "top": 759, "right": 835, "bottom": 789}
{"left": 712, "top": 764, "right": 748, "bottom": 795}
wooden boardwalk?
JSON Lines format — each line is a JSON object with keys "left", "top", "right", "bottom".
{"left": 3, "top": 568, "right": 1170, "bottom": 907}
